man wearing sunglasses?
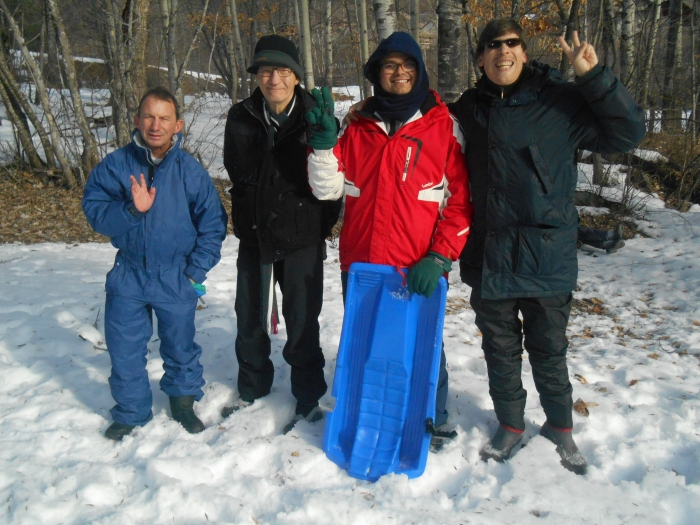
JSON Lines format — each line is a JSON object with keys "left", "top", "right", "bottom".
{"left": 222, "top": 35, "right": 341, "bottom": 433}
{"left": 449, "top": 18, "right": 646, "bottom": 474}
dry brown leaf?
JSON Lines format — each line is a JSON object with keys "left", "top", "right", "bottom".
{"left": 0, "top": 170, "right": 236, "bottom": 244}
{"left": 573, "top": 398, "right": 589, "bottom": 417}
{"left": 291, "top": 451, "right": 299, "bottom": 457}
{"left": 596, "top": 387, "right": 608, "bottom": 393}
{"left": 629, "top": 379, "right": 639, "bottom": 386}
{"left": 574, "top": 374, "right": 587, "bottom": 384}
{"left": 648, "top": 353, "right": 659, "bottom": 360}
{"left": 693, "top": 321, "right": 700, "bottom": 327}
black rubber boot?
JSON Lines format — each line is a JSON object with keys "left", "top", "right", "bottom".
{"left": 221, "top": 399, "right": 252, "bottom": 418}
{"left": 282, "top": 402, "right": 323, "bottom": 434}
{"left": 480, "top": 424, "right": 523, "bottom": 462}
{"left": 104, "top": 421, "right": 135, "bottom": 441}
{"left": 169, "top": 395, "right": 205, "bottom": 434}
{"left": 540, "top": 422, "right": 587, "bottom": 475}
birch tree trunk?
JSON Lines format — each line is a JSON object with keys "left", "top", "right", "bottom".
{"left": 662, "top": 0, "right": 682, "bottom": 131}
{"left": 229, "top": 0, "right": 249, "bottom": 100}
{"left": 409, "top": 0, "right": 420, "bottom": 41}
{"left": 639, "top": 0, "right": 660, "bottom": 110}
{"left": 374, "top": 0, "right": 397, "bottom": 41}
{"left": 0, "top": 0, "right": 75, "bottom": 187}
{"left": 358, "top": 0, "right": 372, "bottom": 97}
{"left": 620, "top": 0, "right": 635, "bottom": 84}
{"left": 47, "top": 0, "right": 100, "bottom": 172}
{"left": 299, "top": 0, "right": 315, "bottom": 89}
{"left": 437, "top": 0, "right": 463, "bottom": 103}
{"left": 324, "top": 0, "right": 333, "bottom": 86}
{"left": 160, "top": 0, "right": 180, "bottom": 107}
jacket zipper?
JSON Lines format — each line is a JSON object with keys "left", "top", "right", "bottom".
{"left": 402, "top": 146, "right": 412, "bottom": 181}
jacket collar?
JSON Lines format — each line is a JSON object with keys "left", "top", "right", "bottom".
{"left": 131, "top": 129, "right": 181, "bottom": 167}
{"left": 476, "top": 62, "right": 556, "bottom": 106}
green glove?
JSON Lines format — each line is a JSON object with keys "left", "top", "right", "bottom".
{"left": 407, "top": 252, "right": 452, "bottom": 298}
{"left": 305, "top": 86, "right": 338, "bottom": 150}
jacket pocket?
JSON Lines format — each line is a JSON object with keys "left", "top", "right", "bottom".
{"left": 105, "top": 260, "right": 126, "bottom": 295}
{"left": 160, "top": 267, "right": 199, "bottom": 303}
{"left": 515, "top": 225, "right": 575, "bottom": 276}
{"left": 528, "top": 144, "right": 553, "bottom": 194}
{"left": 275, "top": 192, "right": 322, "bottom": 247}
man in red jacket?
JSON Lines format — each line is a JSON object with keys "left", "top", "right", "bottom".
{"left": 306, "top": 32, "right": 473, "bottom": 443}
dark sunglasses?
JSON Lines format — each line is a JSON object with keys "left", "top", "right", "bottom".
{"left": 486, "top": 38, "right": 523, "bottom": 50}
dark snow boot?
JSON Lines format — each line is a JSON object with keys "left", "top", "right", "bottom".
{"left": 603, "top": 224, "right": 625, "bottom": 254}
{"left": 427, "top": 418, "right": 458, "bottom": 453}
{"left": 221, "top": 399, "right": 252, "bottom": 418}
{"left": 169, "top": 395, "right": 205, "bottom": 434}
{"left": 480, "top": 424, "right": 523, "bottom": 462}
{"left": 540, "top": 422, "right": 587, "bottom": 475}
{"left": 104, "top": 421, "right": 135, "bottom": 441}
{"left": 282, "top": 402, "right": 323, "bottom": 434}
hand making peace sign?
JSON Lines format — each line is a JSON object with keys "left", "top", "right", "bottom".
{"left": 558, "top": 30, "right": 599, "bottom": 78}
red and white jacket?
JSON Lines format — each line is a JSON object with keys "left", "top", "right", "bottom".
{"left": 308, "top": 90, "right": 473, "bottom": 272}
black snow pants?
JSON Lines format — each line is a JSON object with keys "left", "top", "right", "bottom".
{"left": 234, "top": 240, "right": 327, "bottom": 405}
{"left": 469, "top": 286, "right": 574, "bottom": 431}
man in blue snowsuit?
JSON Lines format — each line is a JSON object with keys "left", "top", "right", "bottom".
{"left": 83, "top": 87, "right": 228, "bottom": 441}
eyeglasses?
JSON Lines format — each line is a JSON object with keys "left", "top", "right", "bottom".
{"left": 380, "top": 60, "right": 418, "bottom": 74}
{"left": 485, "top": 38, "right": 523, "bottom": 50}
{"left": 257, "top": 67, "right": 294, "bottom": 78}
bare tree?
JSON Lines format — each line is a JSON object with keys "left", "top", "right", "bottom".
{"left": 358, "top": 0, "right": 372, "bottom": 97}
{"left": 0, "top": 50, "right": 56, "bottom": 168}
{"left": 100, "top": 0, "right": 150, "bottom": 147}
{"left": 556, "top": 0, "right": 582, "bottom": 78}
{"left": 0, "top": 0, "right": 75, "bottom": 187}
{"left": 0, "top": 76, "right": 44, "bottom": 168}
{"left": 662, "top": 0, "right": 682, "bottom": 130}
{"left": 639, "top": 0, "right": 661, "bottom": 112}
{"left": 161, "top": 0, "right": 211, "bottom": 109}
{"left": 374, "top": 0, "right": 397, "bottom": 40}
{"left": 620, "top": 0, "right": 635, "bottom": 84}
{"left": 299, "top": 0, "right": 314, "bottom": 88}
{"left": 409, "top": 0, "right": 419, "bottom": 41}
{"left": 323, "top": 0, "right": 333, "bottom": 86}
{"left": 47, "top": 0, "right": 100, "bottom": 172}
{"left": 437, "top": 0, "right": 463, "bottom": 103}
{"left": 229, "top": 0, "right": 249, "bottom": 100}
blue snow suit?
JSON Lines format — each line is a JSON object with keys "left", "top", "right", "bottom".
{"left": 82, "top": 131, "right": 228, "bottom": 426}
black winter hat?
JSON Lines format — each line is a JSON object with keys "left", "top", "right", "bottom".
{"left": 247, "top": 35, "right": 303, "bottom": 79}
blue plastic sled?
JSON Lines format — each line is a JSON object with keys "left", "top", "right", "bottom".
{"left": 323, "top": 263, "right": 447, "bottom": 481}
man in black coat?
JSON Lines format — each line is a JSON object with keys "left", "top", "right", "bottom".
{"left": 449, "top": 19, "right": 645, "bottom": 474}
{"left": 222, "top": 35, "right": 341, "bottom": 433}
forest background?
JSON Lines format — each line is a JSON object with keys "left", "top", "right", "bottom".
{"left": 0, "top": 0, "right": 698, "bottom": 219}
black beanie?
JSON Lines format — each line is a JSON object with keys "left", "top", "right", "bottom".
{"left": 247, "top": 35, "right": 303, "bottom": 79}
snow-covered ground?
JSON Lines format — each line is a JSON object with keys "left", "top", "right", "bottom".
{"left": 2, "top": 82, "right": 700, "bottom": 523}
{"left": 1, "top": 190, "right": 700, "bottom": 524}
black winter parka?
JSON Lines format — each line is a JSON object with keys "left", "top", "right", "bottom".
{"left": 449, "top": 63, "right": 645, "bottom": 299}
{"left": 223, "top": 86, "right": 341, "bottom": 264}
